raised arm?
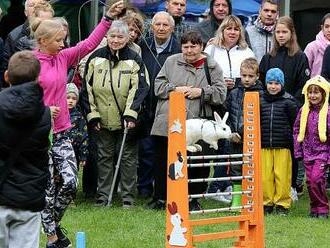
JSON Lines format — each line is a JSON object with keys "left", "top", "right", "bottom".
{"left": 62, "top": 0, "right": 125, "bottom": 67}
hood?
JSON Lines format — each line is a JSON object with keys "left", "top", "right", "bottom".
{"left": 315, "top": 31, "right": 330, "bottom": 52}
{"left": 298, "top": 75, "right": 330, "bottom": 143}
{"left": 0, "top": 82, "right": 45, "bottom": 124}
{"left": 209, "top": 0, "right": 232, "bottom": 23}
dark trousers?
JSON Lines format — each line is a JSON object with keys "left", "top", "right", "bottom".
{"left": 137, "top": 135, "right": 156, "bottom": 195}
{"left": 153, "top": 136, "right": 210, "bottom": 201}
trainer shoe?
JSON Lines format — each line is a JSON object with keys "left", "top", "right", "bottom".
{"left": 55, "top": 226, "right": 72, "bottom": 248}
{"left": 46, "top": 239, "right": 67, "bottom": 248}
{"left": 189, "top": 199, "right": 202, "bottom": 211}
{"left": 275, "top": 206, "right": 289, "bottom": 216}
{"left": 122, "top": 201, "right": 134, "bottom": 209}
{"left": 263, "top": 205, "right": 274, "bottom": 215}
{"left": 318, "top": 213, "right": 329, "bottom": 219}
{"left": 296, "top": 184, "right": 304, "bottom": 196}
{"left": 145, "top": 199, "right": 166, "bottom": 210}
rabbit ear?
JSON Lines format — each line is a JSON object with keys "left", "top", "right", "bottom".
{"left": 214, "top": 112, "right": 222, "bottom": 124}
{"left": 172, "top": 202, "right": 178, "bottom": 213}
{"left": 168, "top": 203, "right": 173, "bottom": 214}
{"left": 222, "top": 112, "right": 229, "bottom": 123}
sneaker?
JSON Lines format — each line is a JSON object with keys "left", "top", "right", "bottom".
{"left": 55, "top": 226, "right": 72, "bottom": 248}
{"left": 122, "top": 201, "right": 133, "bottom": 209}
{"left": 145, "top": 199, "right": 165, "bottom": 210}
{"left": 94, "top": 199, "right": 107, "bottom": 207}
{"left": 189, "top": 199, "right": 202, "bottom": 211}
{"left": 318, "top": 213, "right": 329, "bottom": 219}
{"left": 296, "top": 184, "right": 304, "bottom": 196}
{"left": 46, "top": 239, "right": 67, "bottom": 248}
{"left": 275, "top": 206, "right": 289, "bottom": 216}
{"left": 264, "top": 205, "right": 274, "bottom": 215}
{"left": 309, "top": 212, "right": 318, "bottom": 218}
{"left": 290, "top": 187, "right": 298, "bottom": 202}
{"left": 208, "top": 189, "right": 231, "bottom": 204}
{"left": 223, "top": 185, "right": 233, "bottom": 202}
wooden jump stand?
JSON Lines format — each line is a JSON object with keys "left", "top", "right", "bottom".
{"left": 166, "top": 92, "right": 264, "bottom": 248}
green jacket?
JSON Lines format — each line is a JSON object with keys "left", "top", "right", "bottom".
{"left": 81, "top": 46, "right": 149, "bottom": 131}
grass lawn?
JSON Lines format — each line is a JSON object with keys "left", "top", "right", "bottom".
{"left": 40, "top": 189, "right": 330, "bottom": 248}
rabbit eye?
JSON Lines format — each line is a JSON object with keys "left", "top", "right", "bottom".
{"left": 223, "top": 128, "right": 226, "bottom": 131}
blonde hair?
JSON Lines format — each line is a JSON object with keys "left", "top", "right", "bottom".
{"left": 32, "top": 1, "right": 54, "bottom": 18}
{"left": 240, "top": 57, "right": 259, "bottom": 74}
{"left": 214, "top": 15, "right": 248, "bottom": 49}
{"left": 270, "top": 16, "right": 300, "bottom": 57}
{"left": 32, "top": 18, "right": 64, "bottom": 45}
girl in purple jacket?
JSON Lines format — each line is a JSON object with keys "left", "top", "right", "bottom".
{"left": 32, "top": 2, "right": 125, "bottom": 247}
{"left": 293, "top": 75, "right": 330, "bottom": 219}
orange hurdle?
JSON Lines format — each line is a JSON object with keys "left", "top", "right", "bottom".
{"left": 166, "top": 91, "right": 264, "bottom": 248}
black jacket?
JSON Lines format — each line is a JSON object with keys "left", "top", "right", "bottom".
{"left": 0, "top": 21, "right": 30, "bottom": 88}
{"left": 260, "top": 90, "right": 298, "bottom": 149}
{"left": 139, "top": 35, "right": 181, "bottom": 124}
{"left": 0, "top": 82, "right": 51, "bottom": 211}
{"left": 226, "top": 81, "right": 264, "bottom": 136}
{"left": 259, "top": 47, "right": 310, "bottom": 104}
{"left": 321, "top": 45, "right": 330, "bottom": 81}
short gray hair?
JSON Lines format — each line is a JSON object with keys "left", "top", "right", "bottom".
{"left": 107, "top": 20, "right": 129, "bottom": 36}
{"left": 151, "top": 11, "right": 175, "bottom": 27}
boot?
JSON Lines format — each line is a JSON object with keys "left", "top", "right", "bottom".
{"left": 231, "top": 183, "right": 242, "bottom": 208}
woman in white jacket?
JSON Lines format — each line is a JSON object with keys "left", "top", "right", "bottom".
{"left": 205, "top": 15, "right": 255, "bottom": 90}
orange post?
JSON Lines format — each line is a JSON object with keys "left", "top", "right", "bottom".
{"left": 166, "top": 92, "right": 192, "bottom": 247}
{"left": 166, "top": 92, "right": 264, "bottom": 248}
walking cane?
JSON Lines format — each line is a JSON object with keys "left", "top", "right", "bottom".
{"left": 107, "top": 126, "right": 129, "bottom": 206}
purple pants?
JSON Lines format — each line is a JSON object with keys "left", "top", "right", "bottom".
{"left": 305, "top": 160, "right": 329, "bottom": 214}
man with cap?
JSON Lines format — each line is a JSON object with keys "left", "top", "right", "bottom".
{"left": 260, "top": 68, "right": 298, "bottom": 216}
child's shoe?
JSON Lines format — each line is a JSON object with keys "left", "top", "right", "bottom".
{"left": 55, "top": 225, "right": 72, "bottom": 248}
{"left": 275, "top": 205, "right": 289, "bottom": 216}
{"left": 263, "top": 205, "right": 274, "bottom": 214}
{"left": 309, "top": 212, "right": 318, "bottom": 218}
{"left": 318, "top": 213, "right": 329, "bottom": 219}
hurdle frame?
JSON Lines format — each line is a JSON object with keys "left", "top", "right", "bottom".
{"left": 165, "top": 91, "right": 264, "bottom": 248}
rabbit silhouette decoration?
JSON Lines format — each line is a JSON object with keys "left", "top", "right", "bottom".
{"left": 186, "top": 112, "right": 232, "bottom": 152}
{"left": 167, "top": 202, "right": 187, "bottom": 246}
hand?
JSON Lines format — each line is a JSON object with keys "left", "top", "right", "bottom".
{"left": 94, "top": 122, "right": 101, "bottom": 131}
{"left": 184, "top": 87, "right": 202, "bottom": 99}
{"left": 106, "top": 0, "right": 125, "bottom": 19}
{"left": 175, "top": 86, "right": 191, "bottom": 94}
{"left": 50, "top": 106, "right": 60, "bottom": 119}
{"left": 230, "top": 133, "right": 241, "bottom": 143}
{"left": 124, "top": 120, "right": 136, "bottom": 129}
{"left": 224, "top": 78, "right": 235, "bottom": 90}
{"left": 79, "top": 161, "right": 86, "bottom": 168}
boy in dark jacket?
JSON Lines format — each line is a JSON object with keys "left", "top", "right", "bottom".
{"left": 260, "top": 68, "right": 298, "bottom": 216}
{"left": 0, "top": 51, "right": 51, "bottom": 248}
{"left": 66, "top": 83, "right": 88, "bottom": 168}
{"left": 226, "top": 58, "right": 264, "bottom": 208}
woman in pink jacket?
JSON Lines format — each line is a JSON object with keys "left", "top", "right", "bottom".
{"left": 304, "top": 13, "right": 330, "bottom": 77}
{"left": 32, "top": 2, "right": 125, "bottom": 248}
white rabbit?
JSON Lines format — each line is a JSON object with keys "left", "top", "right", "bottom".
{"left": 186, "top": 112, "right": 232, "bottom": 152}
{"left": 167, "top": 202, "right": 187, "bottom": 247}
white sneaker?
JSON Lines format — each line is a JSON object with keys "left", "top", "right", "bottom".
{"left": 223, "top": 185, "right": 233, "bottom": 202}
{"left": 290, "top": 187, "right": 298, "bottom": 202}
{"left": 208, "top": 189, "right": 231, "bottom": 204}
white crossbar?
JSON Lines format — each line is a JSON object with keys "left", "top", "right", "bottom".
{"left": 189, "top": 205, "right": 252, "bottom": 215}
{"left": 187, "top": 160, "right": 251, "bottom": 168}
{"left": 188, "top": 191, "right": 252, "bottom": 199}
{"left": 188, "top": 176, "right": 253, "bottom": 183}
{"left": 187, "top": 153, "right": 252, "bottom": 160}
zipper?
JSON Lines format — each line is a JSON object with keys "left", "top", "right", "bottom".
{"left": 270, "top": 103, "right": 273, "bottom": 147}
{"left": 102, "top": 69, "right": 108, "bottom": 87}
{"left": 118, "top": 71, "right": 122, "bottom": 88}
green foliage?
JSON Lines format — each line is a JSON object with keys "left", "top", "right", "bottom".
{"left": 40, "top": 191, "right": 330, "bottom": 248}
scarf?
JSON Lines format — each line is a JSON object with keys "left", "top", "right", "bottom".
{"left": 254, "top": 17, "right": 275, "bottom": 33}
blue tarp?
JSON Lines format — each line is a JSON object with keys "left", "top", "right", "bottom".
{"left": 141, "top": 0, "right": 261, "bottom": 17}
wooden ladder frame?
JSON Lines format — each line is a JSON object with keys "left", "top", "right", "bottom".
{"left": 165, "top": 91, "right": 264, "bottom": 248}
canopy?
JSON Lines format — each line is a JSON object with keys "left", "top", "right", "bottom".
{"left": 139, "top": 0, "right": 261, "bottom": 17}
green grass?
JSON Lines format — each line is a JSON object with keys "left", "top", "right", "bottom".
{"left": 40, "top": 190, "right": 330, "bottom": 248}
